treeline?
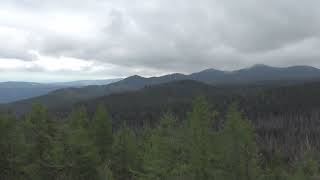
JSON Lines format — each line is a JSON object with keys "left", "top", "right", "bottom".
{"left": 0, "top": 97, "right": 319, "bottom": 180}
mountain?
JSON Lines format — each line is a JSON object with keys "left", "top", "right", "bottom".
{"left": 4, "top": 65, "right": 320, "bottom": 162}
{"left": 52, "top": 78, "right": 122, "bottom": 87}
{"left": 3, "top": 65, "right": 320, "bottom": 113}
{"left": 76, "top": 79, "right": 320, "bottom": 123}
{"left": 1, "top": 74, "right": 188, "bottom": 113}
{"left": 77, "top": 80, "right": 230, "bottom": 126}
{"left": 65, "top": 79, "right": 320, "bottom": 153}
{"left": 0, "top": 82, "right": 63, "bottom": 104}
{"left": 228, "top": 64, "right": 320, "bottom": 84}
{"left": 190, "top": 64, "right": 320, "bottom": 85}
{"left": 0, "top": 78, "right": 121, "bottom": 103}
{"left": 189, "top": 68, "right": 226, "bottom": 84}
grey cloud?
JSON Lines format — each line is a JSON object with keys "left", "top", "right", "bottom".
{"left": 218, "top": 0, "right": 320, "bottom": 52}
{"left": 0, "top": 49, "right": 34, "bottom": 61}
{"left": 1, "top": 0, "right": 320, "bottom": 80}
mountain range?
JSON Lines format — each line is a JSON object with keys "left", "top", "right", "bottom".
{"left": 3, "top": 64, "right": 320, "bottom": 168}
{"left": 0, "top": 78, "right": 121, "bottom": 103}
{"left": 3, "top": 64, "right": 320, "bottom": 114}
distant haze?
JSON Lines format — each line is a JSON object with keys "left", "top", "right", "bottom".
{"left": 1, "top": 0, "right": 320, "bottom": 82}
{"left": 0, "top": 78, "right": 121, "bottom": 103}
{"left": 4, "top": 64, "right": 320, "bottom": 107}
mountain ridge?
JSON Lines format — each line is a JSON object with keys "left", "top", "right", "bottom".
{"left": 3, "top": 65, "right": 320, "bottom": 114}
{"left": 0, "top": 78, "right": 122, "bottom": 103}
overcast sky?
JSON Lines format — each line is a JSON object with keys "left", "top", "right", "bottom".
{"left": 1, "top": 0, "right": 320, "bottom": 82}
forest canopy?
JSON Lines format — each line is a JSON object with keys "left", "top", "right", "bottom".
{"left": 0, "top": 97, "right": 319, "bottom": 180}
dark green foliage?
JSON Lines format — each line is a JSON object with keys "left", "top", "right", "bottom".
{"left": 290, "top": 150, "right": 319, "bottom": 180}
{"left": 69, "top": 106, "right": 89, "bottom": 128}
{"left": 262, "top": 151, "right": 288, "bottom": 180}
{"left": 23, "top": 103, "right": 59, "bottom": 180}
{"left": 111, "top": 124, "right": 140, "bottom": 180}
{"left": 98, "top": 163, "right": 115, "bottom": 180}
{"left": 1, "top": 98, "right": 319, "bottom": 180}
{"left": 182, "top": 97, "right": 218, "bottom": 179}
{"left": 91, "top": 104, "right": 113, "bottom": 162}
{"left": 140, "top": 113, "right": 182, "bottom": 179}
{"left": 221, "top": 103, "right": 260, "bottom": 180}
{"left": 64, "top": 106, "right": 100, "bottom": 180}
{"left": 0, "top": 113, "right": 25, "bottom": 180}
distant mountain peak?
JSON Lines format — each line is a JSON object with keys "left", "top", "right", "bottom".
{"left": 249, "top": 64, "right": 274, "bottom": 69}
{"left": 234, "top": 64, "right": 276, "bottom": 73}
{"left": 191, "top": 68, "right": 225, "bottom": 76}
{"left": 122, "top": 75, "right": 146, "bottom": 82}
{"left": 247, "top": 64, "right": 319, "bottom": 71}
{"left": 156, "top": 73, "right": 185, "bottom": 77}
{"left": 252, "top": 64, "right": 269, "bottom": 67}
{"left": 128, "top": 75, "right": 144, "bottom": 79}
{"left": 201, "top": 68, "right": 224, "bottom": 73}
{"left": 287, "top": 65, "right": 319, "bottom": 70}
{"left": 168, "top": 73, "right": 185, "bottom": 76}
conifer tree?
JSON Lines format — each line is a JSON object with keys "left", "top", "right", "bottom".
{"left": 91, "top": 104, "right": 113, "bottom": 162}
{"left": 65, "top": 106, "right": 100, "bottom": 180}
{"left": 0, "top": 113, "right": 25, "bottom": 180}
{"left": 183, "top": 97, "right": 218, "bottom": 179}
{"left": 291, "top": 149, "right": 318, "bottom": 180}
{"left": 111, "top": 123, "right": 140, "bottom": 180}
{"left": 140, "top": 113, "right": 181, "bottom": 179}
{"left": 69, "top": 106, "right": 89, "bottom": 128}
{"left": 98, "top": 163, "right": 115, "bottom": 180}
{"left": 23, "top": 103, "right": 58, "bottom": 180}
{"left": 3, "top": 96, "right": 320, "bottom": 180}
{"left": 221, "top": 103, "right": 260, "bottom": 180}
{"left": 262, "top": 151, "right": 288, "bottom": 180}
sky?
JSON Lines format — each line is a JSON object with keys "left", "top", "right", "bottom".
{"left": 1, "top": 0, "right": 320, "bottom": 82}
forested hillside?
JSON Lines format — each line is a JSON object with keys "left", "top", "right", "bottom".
{"left": 3, "top": 67, "right": 320, "bottom": 180}
{"left": 0, "top": 79, "right": 121, "bottom": 103}
{"left": 1, "top": 98, "right": 319, "bottom": 180}
{"left": 4, "top": 65, "right": 320, "bottom": 113}
{"left": 4, "top": 79, "right": 320, "bottom": 156}
{"left": 72, "top": 80, "right": 320, "bottom": 156}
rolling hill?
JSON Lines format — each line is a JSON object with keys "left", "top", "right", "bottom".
{"left": 72, "top": 79, "right": 320, "bottom": 154}
{"left": 0, "top": 78, "right": 121, "bottom": 103}
{"left": 3, "top": 65, "right": 320, "bottom": 114}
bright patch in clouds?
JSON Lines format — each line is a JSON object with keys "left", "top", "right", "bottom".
{"left": 45, "top": 12, "right": 96, "bottom": 37}
{"left": 0, "top": 26, "right": 29, "bottom": 45}
{"left": 0, "top": 53, "right": 93, "bottom": 72}
{"left": 0, "top": 58, "right": 27, "bottom": 69}
{"left": 31, "top": 52, "right": 93, "bottom": 71}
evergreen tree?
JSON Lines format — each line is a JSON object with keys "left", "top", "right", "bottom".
{"left": 23, "top": 103, "right": 58, "bottom": 180}
{"left": 262, "top": 151, "right": 288, "bottom": 180}
{"left": 64, "top": 106, "right": 100, "bottom": 180}
{"left": 111, "top": 123, "right": 140, "bottom": 180}
{"left": 98, "top": 163, "right": 115, "bottom": 180}
{"left": 291, "top": 149, "right": 318, "bottom": 180}
{"left": 2, "top": 96, "right": 320, "bottom": 180}
{"left": 221, "top": 103, "right": 260, "bottom": 180}
{"left": 140, "top": 113, "right": 181, "bottom": 179}
{"left": 91, "top": 104, "right": 113, "bottom": 162}
{"left": 0, "top": 113, "right": 25, "bottom": 180}
{"left": 183, "top": 97, "right": 218, "bottom": 179}
{"left": 69, "top": 106, "right": 89, "bottom": 128}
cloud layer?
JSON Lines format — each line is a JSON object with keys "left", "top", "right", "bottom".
{"left": 1, "top": 0, "right": 320, "bottom": 81}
